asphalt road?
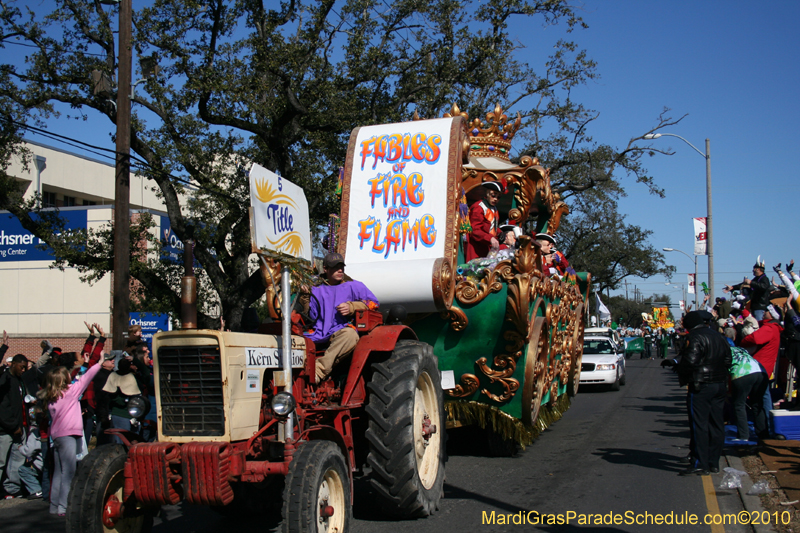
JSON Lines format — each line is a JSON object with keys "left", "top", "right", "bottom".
{"left": 0, "top": 356, "right": 758, "bottom": 533}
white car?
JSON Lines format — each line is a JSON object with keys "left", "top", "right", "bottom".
{"left": 584, "top": 327, "right": 626, "bottom": 352}
{"left": 580, "top": 336, "right": 626, "bottom": 391}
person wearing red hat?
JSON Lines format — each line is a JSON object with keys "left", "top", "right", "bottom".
{"left": 465, "top": 182, "right": 503, "bottom": 262}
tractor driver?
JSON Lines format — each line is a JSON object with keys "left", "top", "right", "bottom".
{"left": 301, "top": 253, "right": 379, "bottom": 382}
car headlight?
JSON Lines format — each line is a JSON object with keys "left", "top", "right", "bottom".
{"left": 127, "top": 396, "right": 148, "bottom": 418}
{"left": 271, "top": 391, "right": 297, "bottom": 416}
{"left": 595, "top": 363, "right": 616, "bottom": 370}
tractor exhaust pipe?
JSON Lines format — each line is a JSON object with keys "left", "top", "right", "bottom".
{"left": 181, "top": 238, "right": 197, "bottom": 329}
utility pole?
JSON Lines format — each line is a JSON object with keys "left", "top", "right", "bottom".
{"left": 112, "top": 0, "right": 132, "bottom": 350}
{"left": 624, "top": 279, "right": 629, "bottom": 300}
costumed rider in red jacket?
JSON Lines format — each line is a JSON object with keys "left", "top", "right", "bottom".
{"left": 302, "top": 253, "right": 379, "bottom": 382}
{"left": 741, "top": 304, "right": 784, "bottom": 438}
{"left": 465, "top": 181, "right": 504, "bottom": 262}
{"left": 535, "top": 233, "right": 571, "bottom": 278}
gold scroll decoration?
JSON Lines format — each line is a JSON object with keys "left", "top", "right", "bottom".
{"left": 440, "top": 307, "right": 468, "bottom": 332}
{"left": 454, "top": 260, "right": 513, "bottom": 306}
{"left": 567, "top": 302, "right": 586, "bottom": 397}
{"left": 446, "top": 373, "right": 480, "bottom": 398}
{"left": 521, "top": 316, "right": 550, "bottom": 427}
{"left": 258, "top": 257, "right": 283, "bottom": 320}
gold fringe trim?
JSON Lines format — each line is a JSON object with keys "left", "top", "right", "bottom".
{"left": 445, "top": 394, "right": 572, "bottom": 449}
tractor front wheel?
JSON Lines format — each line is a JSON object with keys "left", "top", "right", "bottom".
{"left": 66, "top": 444, "right": 154, "bottom": 533}
{"left": 282, "top": 440, "right": 351, "bottom": 533}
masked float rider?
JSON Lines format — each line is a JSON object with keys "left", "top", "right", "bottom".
{"left": 535, "top": 233, "right": 571, "bottom": 278}
{"left": 465, "top": 181, "right": 505, "bottom": 262}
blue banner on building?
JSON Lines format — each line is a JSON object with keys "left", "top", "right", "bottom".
{"left": 160, "top": 215, "right": 184, "bottom": 263}
{"left": 0, "top": 209, "right": 88, "bottom": 262}
{"left": 129, "top": 312, "right": 171, "bottom": 347}
{"left": 160, "top": 215, "right": 216, "bottom": 265}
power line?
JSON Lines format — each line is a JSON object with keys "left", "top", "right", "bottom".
{"left": 2, "top": 116, "right": 240, "bottom": 202}
{"left": 3, "top": 40, "right": 109, "bottom": 58}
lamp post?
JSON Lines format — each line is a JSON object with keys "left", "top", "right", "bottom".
{"left": 663, "top": 247, "right": 698, "bottom": 309}
{"left": 645, "top": 133, "right": 713, "bottom": 303}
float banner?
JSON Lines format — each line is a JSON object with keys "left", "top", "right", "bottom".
{"left": 688, "top": 273, "right": 696, "bottom": 294}
{"left": 341, "top": 117, "right": 459, "bottom": 313}
{"left": 693, "top": 217, "right": 707, "bottom": 255}
{"left": 249, "top": 164, "right": 312, "bottom": 263}
{"left": 0, "top": 209, "right": 88, "bottom": 262}
{"left": 129, "top": 312, "right": 170, "bottom": 347}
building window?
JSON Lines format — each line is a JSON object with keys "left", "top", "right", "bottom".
{"left": 83, "top": 199, "right": 96, "bottom": 206}
{"left": 63, "top": 195, "right": 76, "bottom": 206}
{"left": 42, "top": 191, "right": 56, "bottom": 208}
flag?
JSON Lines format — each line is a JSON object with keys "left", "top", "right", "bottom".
{"left": 688, "top": 273, "right": 696, "bottom": 294}
{"left": 596, "top": 292, "right": 611, "bottom": 322}
{"left": 693, "top": 217, "right": 707, "bottom": 255}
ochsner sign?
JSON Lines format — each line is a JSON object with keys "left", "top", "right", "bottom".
{"left": 0, "top": 210, "right": 88, "bottom": 262}
{"left": 249, "top": 164, "right": 312, "bottom": 262}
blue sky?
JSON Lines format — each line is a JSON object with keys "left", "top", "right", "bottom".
{"left": 11, "top": 0, "right": 800, "bottom": 308}
{"left": 526, "top": 0, "right": 800, "bottom": 305}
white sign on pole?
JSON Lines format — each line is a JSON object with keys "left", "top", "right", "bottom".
{"left": 249, "top": 163, "right": 312, "bottom": 262}
{"left": 688, "top": 273, "right": 696, "bottom": 294}
{"left": 693, "top": 217, "right": 707, "bottom": 255}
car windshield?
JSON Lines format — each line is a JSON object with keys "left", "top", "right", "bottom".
{"left": 583, "top": 340, "right": 615, "bottom": 354}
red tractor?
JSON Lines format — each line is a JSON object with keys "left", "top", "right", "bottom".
{"left": 67, "top": 307, "right": 445, "bottom": 533}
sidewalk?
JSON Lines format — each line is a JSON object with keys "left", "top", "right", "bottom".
{"left": 754, "top": 439, "right": 800, "bottom": 505}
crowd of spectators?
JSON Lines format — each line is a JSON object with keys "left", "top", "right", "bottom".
{"left": 0, "top": 323, "right": 154, "bottom": 514}
{"left": 659, "top": 258, "right": 800, "bottom": 450}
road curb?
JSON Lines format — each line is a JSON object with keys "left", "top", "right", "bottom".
{"left": 725, "top": 453, "right": 773, "bottom": 533}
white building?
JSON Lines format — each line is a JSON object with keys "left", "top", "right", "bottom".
{"left": 1, "top": 140, "right": 171, "bottom": 345}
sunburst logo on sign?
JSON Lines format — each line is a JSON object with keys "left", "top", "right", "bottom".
{"left": 249, "top": 164, "right": 312, "bottom": 263}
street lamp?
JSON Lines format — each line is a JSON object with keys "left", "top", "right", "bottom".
{"left": 663, "top": 247, "right": 698, "bottom": 308}
{"left": 645, "top": 132, "right": 714, "bottom": 302}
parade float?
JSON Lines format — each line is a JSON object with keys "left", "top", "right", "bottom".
{"left": 262, "top": 105, "right": 590, "bottom": 449}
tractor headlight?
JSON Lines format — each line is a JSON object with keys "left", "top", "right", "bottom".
{"left": 127, "top": 396, "right": 148, "bottom": 418}
{"left": 271, "top": 391, "right": 297, "bottom": 416}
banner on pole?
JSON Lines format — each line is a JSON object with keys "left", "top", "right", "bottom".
{"left": 679, "top": 300, "right": 685, "bottom": 311}
{"left": 596, "top": 293, "right": 611, "bottom": 322}
{"left": 688, "top": 273, "right": 696, "bottom": 294}
{"left": 693, "top": 217, "right": 707, "bottom": 255}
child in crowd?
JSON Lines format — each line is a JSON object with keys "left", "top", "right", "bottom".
{"left": 17, "top": 408, "right": 44, "bottom": 499}
{"left": 37, "top": 353, "right": 101, "bottom": 516}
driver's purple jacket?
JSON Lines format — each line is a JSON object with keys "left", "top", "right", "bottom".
{"left": 306, "top": 280, "right": 379, "bottom": 343}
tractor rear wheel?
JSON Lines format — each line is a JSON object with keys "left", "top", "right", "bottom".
{"left": 365, "top": 340, "right": 446, "bottom": 518}
{"left": 282, "top": 440, "right": 351, "bottom": 533}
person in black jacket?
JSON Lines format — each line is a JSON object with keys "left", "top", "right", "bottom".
{"left": 675, "top": 310, "right": 732, "bottom": 475}
{"left": 0, "top": 352, "right": 29, "bottom": 497}
{"left": 724, "top": 259, "right": 771, "bottom": 321}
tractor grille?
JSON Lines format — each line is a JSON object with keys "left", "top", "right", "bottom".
{"left": 158, "top": 344, "right": 225, "bottom": 436}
